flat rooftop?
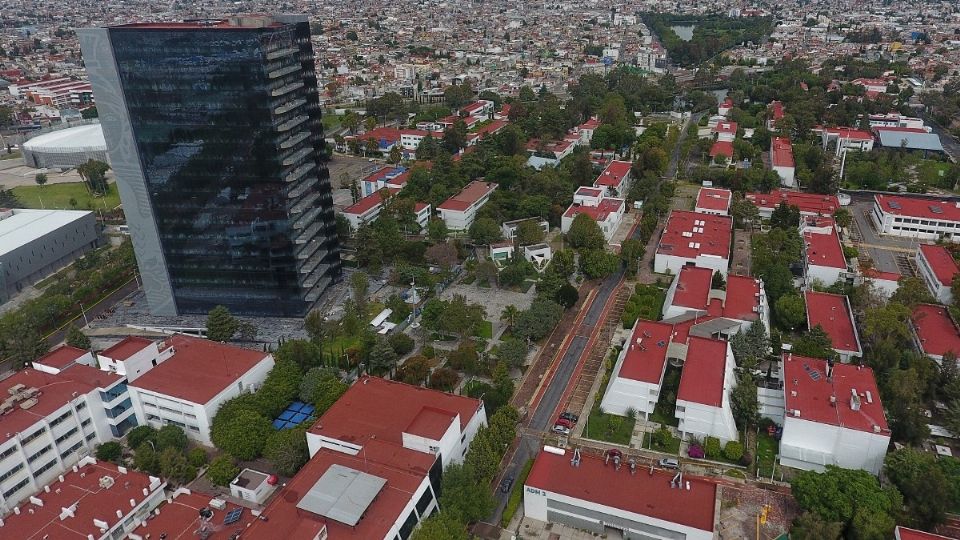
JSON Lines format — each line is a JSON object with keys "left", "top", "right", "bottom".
{"left": 657, "top": 210, "right": 732, "bottom": 260}
{"left": 677, "top": 337, "right": 728, "bottom": 407}
{"left": 0, "top": 209, "right": 93, "bottom": 259}
{"left": 526, "top": 449, "right": 717, "bottom": 533}
{"left": 804, "top": 290, "right": 860, "bottom": 355}
{"left": 912, "top": 304, "right": 960, "bottom": 360}
{"left": 617, "top": 320, "right": 674, "bottom": 384}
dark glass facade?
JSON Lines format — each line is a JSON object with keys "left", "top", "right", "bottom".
{"left": 98, "top": 18, "right": 339, "bottom": 316}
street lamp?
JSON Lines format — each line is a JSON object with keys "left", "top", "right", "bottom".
{"left": 79, "top": 303, "right": 89, "bottom": 326}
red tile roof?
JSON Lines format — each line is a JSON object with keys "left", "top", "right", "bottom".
{"left": 918, "top": 244, "right": 960, "bottom": 286}
{"left": 34, "top": 345, "right": 88, "bottom": 369}
{"left": 817, "top": 126, "right": 874, "bottom": 141}
{"left": 714, "top": 121, "right": 737, "bottom": 135}
{"left": 709, "top": 140, "right": 734, "bottom": 158}
{"left": 578, "top": 117, "right": 601, "bottom": 130}
{"left": 677, "top": 337, "right": 728, "bottom": 407}
{"left": 246, "top": 439, "right": 435, "bottom": 539}
{"left": 130, "top": 490, "right": 252, "bottom": 540}
{"left": 695, "top": 187, "right": 732, "bottom": 212}
{"left": 875, "top": 194, "right": 960, "bottom": 223}
{"left": 782, "top": 353, "right": 888, "bottom": 433}
{"left": 437, "top": 181, "right": 497, "bottom": 211}
{"left": 671, "top": 266, "right": 713, "bottom": 310}
{"left": 657, "top": 210, "right": 732, "bottom": 260}
{"left": 594, "top": 160, "right": 631, "bottom": 188}
{"left": 722, "top": 275, "right": 762, "bottom": 321}
{"left": 575, "top": 186, "right": 603, "bottom": 198}
{"left": 307, "top": 376, "right": 481, "bottom": 447}
{"left": 804, "top": 291, "right": 860, "bottom": 355}
{"left": 405, "top": 406, "right": 455, "bottom": 439}
{"left": 804, "top": 228, "right": 846, "bottom": 269}
{"left": 771, "top": 137, "right": 795, "bottom": 168}
{"left": 912, "top": 304, "right": 960, "bottom": 360}
{"left": 0, "top": 460, "right": 163, "bottom": 540}
{"left": 342, "top": 188, "right": 399, "bottom": 216}
{"left": 129, "top": 335, "right": 271, "bottom": 405}
{"left": 101, "top": 336, "right": 154, "bottom": 360}
{"left": 525, "top": 450, "right": 717, "bottom": 533}
{"left": 895, "top": 526, "right": 955, "bottom": 540}
{"left": 563, "top": 198, "right": 624, "bottom": 223}
{"left": 862, "top": 268, "right": 901, "bottom": 282}
{"left": 769, "top": 101, "right": 784, "bottom": 121}
{"left": 746, "top": 190, "right": 839, "bottom": 216}
{"left": 617, "top": 320, "right": 674, "bottom": 383}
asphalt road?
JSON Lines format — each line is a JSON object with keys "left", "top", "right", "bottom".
{"left": 489, "top": 230, "right": 636, "bottom": 525}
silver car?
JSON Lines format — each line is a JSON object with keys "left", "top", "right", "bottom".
{"left": 552, "top": 424, "right": 571, "bottom": 435}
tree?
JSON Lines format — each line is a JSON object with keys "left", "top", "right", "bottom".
{"left": 515, "top": 220, "right": 545, "bottom": 245}
{"left": 160, "top": 447, "right": 197, "bottom": 483}
{"left": 730, "top": 194, "right": 759, "bottom": 229}
{"left": 134, "top": 443, "right": 160, "bottom": 475}
{"left": 427, "top": 218, "right": 449, "bottom": 241}
{"left": 65, "top": 325, "right": 90, "bottom": 349}
{"left": 388, "top": 144, "right": 402, "bottom": 164}
{"left": 309, "top": 377, "right": 349, "bottom": 415}
{"left": 791, "top": 465, "right": 901, "bottom": 540}
{"left": 579, "top": 249, "right": 620, "bottom": 279}
{"left": 188, "top": 448, "right": 208, "bottom": 468}
{"left": 34, "top": 172, "right": 47, "bottom": 188}
{"left": 369, "top": 338, "right": 399, "bottom": 375}
{"left": 793, "top": 325, "right": 836, "bottom": 360}
{"left": 832, "top": 208, "right": 853, "bottom": 229}
{"left": 397, "top": 355, "right": 431, "bottom": 385}
{"left": 769, "top": 202, "right": 800, "bottom": 230}
{"left": 206, "top": 455, "right": 240, "bottom": 486}
{"left": 885, "top": 447, "right": 951, "bottom": 529}
{"left": 156, "top": 425, "right": 188, "bottom": 452}
{"left": 210, "top": 408, "right": 273, "bottom": 460}
{"left": 775, "top": 293, "right": 805, "bottom": 330}
{"left": 95, "top": 441, "right": 123, "bottom": 463}
{"left": 500, "top": 305, "right": 520, "bottom": 329}
{"left": 206, "top": 305, "right": 239, "bottom": 342}
{"left": 350, "top": 272, "right": 369, "bottom": 315}
{"left": 791, "top": 512, "right": 844, "bottom": 540}
{"left": 555, "top": 283, "right": 579, "bottom": 309}
{"left": 730, "top": 323, "right": 769, "bottom": 370}
{"left": 468, "top": 217, "right": 502, "bottom": 245}
{"left": 566, "top": 214, "right": 605, "bottom": 250}
{"left": 891, "top": 277, "right": 935, "bottom": 307}
{"left": 429, "top": 367, "right": 459, "bottom": 391}
{"left": 342, "top": 111, "right": 359, "bottom": 134}
{"left": 77, "top": 159, "right": 110, "bottom": 195}
{"left": 731, "top": 373, "right": 760, "bottom": 428}
{"left": 127, "top": 425, "right": 158, "bottom": 450}
{"left": 276, "top": 339, "right": 322, "bottom": 372}
{"left": 298, "top": 367, "right": 338, "bottom": 402}
{"left": 497, "top": 338, "right": 528, "bottom": 368}
{"left": 264, "top": 428, "right": 310, "bottom": 476}
{"left": 364, "top": 116, "right": 377, "bottom": 132}
{"left": 513, "top": 298, "right": 563, "bottom": 341}
{"left": 410, "top": 511, "right": 469, "bottom": 540}
{"left": 620, "top": 238, "right": 644, "bottom": 275}
{"left": 388, "top": 331, "right": 415, "bottom": 356}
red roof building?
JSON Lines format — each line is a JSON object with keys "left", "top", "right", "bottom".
{"left": 803, "top": 224, "right": 847, "bottom": 287}
{"left": 524, "top": 448, "right": 717, "bottom": 539}
{"left": 694, "top": 187, "right": 733, "bottom": 216}
{"left": 655, "top": 211, "right": 732, "bottom": 278}
{"left": 593, "top": 160, "right": 632, "bottom": 196}
{"left": 916, "top": 243, "right": 959, "bottom": 305}
{"left": 128, "top": 489, "right": 252, "bottom": 540}
{"left": 770, "top": 137, "right": 796, "bottom": 186}
{"left": 436, "top": 180, "right": 497, "bottom": 230}
{"left": 872, "top": 194, "right": 960, "bottom": 243}
{"left": 746, "top": 189, "right": 840, "bottom": 218}
{"left": 779, "top": 353, "right": 889, "bottom": 474}
{"left": 599, "top": 320, "right": 674, "bottom": 418}
{"left": 674, "top": 337, "right": 739, "bottom": 443}
{"left": 709, "top": 140, "right": 734, "bottom": 160}
{"left": 804, "top": 290, "right": 862, "bottom": 361}
{"left": 911, "top": 304, "right": 960, "bottom": 366}
{"left": 895, "top": 526, "right": 955, "bottom": 540}
{"left": 0, "top": 457, "right": 166, "bottom": 540}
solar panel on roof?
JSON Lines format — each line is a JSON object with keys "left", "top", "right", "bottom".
{"left": 223, "top": 508, "right": 243, "bottom": 525}
{"left": 301, "top": 404, "right": 316, "bottom": 415}
{"left": 810, "top": 371, "right": 821, "bottom": 381}
{"left": 292, "top": 412, "right": 309, "bottom": 423}
{"left": 272, "top": 419, "right": 287, "bottom": 430}
{"left": 279, "top": 410, "right": 295, "bottom": 421}
{"left": 931, "top": 205, "right": 944, "bottom": 214}
{"left": 889, "top": 201, "right": 901, "bottom": 209}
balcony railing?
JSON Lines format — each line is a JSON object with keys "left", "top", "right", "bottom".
{"left": 277, "top": 115, "right": 308, "bottom": 132}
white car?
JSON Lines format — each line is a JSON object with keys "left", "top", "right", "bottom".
{"left": 552, "top": 424, "right": 570, "bottom": 436}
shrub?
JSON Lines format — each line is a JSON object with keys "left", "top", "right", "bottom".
{"left": 211, "top": 408, "right": 273, "bottom": 460}
{"left": 422, "top": 345, "right": 436, "bottom": 359}
{"left": 188, "top": 447, "right": 208, "bottom": 468}
{"left": 723, "top": 440, "right": 744, "bottom": 461}
{"left": 704, "top": 437, "right": 721, "bottom": 460}
{"left": 264, "top": 428, "right": 310, "bottom": 477}
{"left": 688, "top": 445, "right": 705, "bottom": 459}
{"left": 156, "top": 425, "right": 188, "bottom": 452}
{"left": 651, "top": 425, "right": 672, "bottom": 449}
{"left": 207, "top": 455, "right": 240, "bottom": 486}
{"left": 134, "top": 443, "right": 160, "bottom": 474}
{"left": 95, "top": 441, "right": 123, "bottom": 463}
{"left": 388, "top": 332, "right": 415, "bottom": 356}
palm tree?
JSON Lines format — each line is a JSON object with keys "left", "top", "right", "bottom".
{"left": 500, "top": 305, "right": 519, "bottom": 330}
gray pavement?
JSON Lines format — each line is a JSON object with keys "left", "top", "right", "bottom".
{"left": 848, "top": 198, "right": 920, "bottom": 273}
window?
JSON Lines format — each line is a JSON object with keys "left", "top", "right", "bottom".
{"left": 21, "top": 429, "right": 45, "bottom": 445}
{"left": 49, "top": 410, "right": 72, "bottom": 427}
{"left": 0, "top": 463, "right": 24, "bottom": 483}
{"left": 27, "top": 445, "right": 51, "bottom": 463}
{"left": 33, "top": 459, "right": 57, "bottom": 477}
{"left": 55, "top": 427, "right": 79, "bottom": 445}
{"left": 75, "top": 401, "right": 87, "bottom": 411}
{"left": 81, "top": 418, "right": 91, "bottom": 428}
{"left": 3, "top": 477, "right": 29, "bottom": 499}
{"left": 0, "top": 446, "right": 16, "bottom": 461}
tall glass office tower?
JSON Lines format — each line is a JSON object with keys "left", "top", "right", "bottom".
{"left": 79, "top": 16, "right": 340, "bottom": 317}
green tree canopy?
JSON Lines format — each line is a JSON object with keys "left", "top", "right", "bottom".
{"left": 566, "top": 214, "right": 605, "bottom": 250}
{"left": 206, "top": 305, "right": 239, "bottom": 342}
{"left": 207, "top": 454, "right": 240, "bottom": 486}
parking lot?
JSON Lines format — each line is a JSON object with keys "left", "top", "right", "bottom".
{"left": 327, "top": 154, "right": 381, "bottom": 190}
{"left": 847, "top": 197, "right": 920, "bottom": 276}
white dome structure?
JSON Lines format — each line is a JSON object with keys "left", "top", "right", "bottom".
{"left": 22, "top": 123, "right": 109, "bottom": 169}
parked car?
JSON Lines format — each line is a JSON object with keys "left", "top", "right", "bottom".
{"left": 555, "top": 417, "right": 573, "bottom": 429}
{"left": 500, "top": 475, "right": 515, "bottom": 493}
{"left": 658, "top": 458, "right": 680, "bottom": 469}
{"left": 560, "top": 412, "right": 579, "bottom": 423}
{"left": 552, "top": 424, "right": 570, "bottom": 435}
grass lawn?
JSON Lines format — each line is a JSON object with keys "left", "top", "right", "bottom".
{"left": 0, "top": 150, "right": 21, "bottom": 160}
{"left": 322, "top": 112, "right": 342, "bottom": 131}
{"left": 12, "top": 182, "right": 121, "bottom": 211}
{"left": 475, "top": 320, "right": 493, "bottom": 339}
{"left": 649, "top": 364, "right": 680, "bottom": 427}
{"left": 642, "top": 431, "right": 681, "bottom": 454}
{"left": 756, "top": 432, "right": 778, "bottom": 478}
{"left": 583, "top": 408, "right": 635, "bottom": 445}
{"left": 622, "top": 283, "right": 667, "bottom": 328}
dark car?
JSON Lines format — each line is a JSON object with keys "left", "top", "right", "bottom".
{"left": 500, "top": 475, "right": 515, "bottom": 493}
{"left": 560, "top": 412, "right": 579, "bottom": 423}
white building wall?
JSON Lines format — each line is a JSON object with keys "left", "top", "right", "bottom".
{"left": 916, "top": 250, "right": 954, "bottom": 304}
{"left": 675, "top": 342, "right": 739, "bottom": 444}
{"left": 99, "top": 343, "right": 168, "bottom": 383}
{"left": 523, "top": 483, "right": 713, "bottom": 540}
{"left": 806, "top": 263, "right": 844, "bottom": 288}
{"left": 385, "top": 475, "right": 437, "bottom": 540}
{"left": 599, "top": 343, "right": 661, "bottom": 418}
{"left": 654, "top": 253, "right": 729, "bottom": 278}
{"left": 872, "top": 202, "right": 960, "bottom": 242}
{"left": 864, "top": 277, "right": 899, "bottom": 299}
{"left": 779, "top": 416, "right": 889, "bottom": 475}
